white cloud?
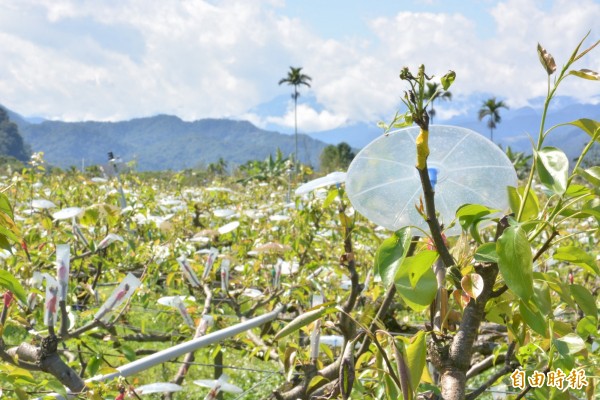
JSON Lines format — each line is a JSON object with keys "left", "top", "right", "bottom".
{"left": 0, "top": 0, "right": 296, "bottom": 120}
{"left": 0, "top": 0, "right": 598, "bottom": 127}
{"left": 265, "top": 103, "right": 348, "bottom": 132}
{"left": 365, "top": 0, "right": 600, "bottom": 111}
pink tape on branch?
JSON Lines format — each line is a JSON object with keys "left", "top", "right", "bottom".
{"left": 44, "top": 275, "right": 59, "bottom": 327}
{"left": 172, "top": 296, "right": 195, "bottom": 328}
{"left": 177, "top": 255, "right": 201, "bottom": 288}
{"left": 202, "top": 248, "right": 219, "bottom": 281}
{"left": 56, "top": 244, "right": 70, "bottom": 302}
{"left": 272, "top": 259, "right": 282, "bottom": 289}
{"left": 310, "top": 294, "right": 324, "bottom": 360}
{"left": 220, "top": 259, "right": 230, "bottom": 292}
{"left": 94, "top": 273, "right": 140, "bottom": 322}
{"left": 97, "top": 233, "right": 124, "bottom": 250}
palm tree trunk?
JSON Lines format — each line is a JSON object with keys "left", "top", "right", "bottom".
{"left": 294, "top": 88, "right": 298, "bottom": 175}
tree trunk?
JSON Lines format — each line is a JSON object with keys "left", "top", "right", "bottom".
{"left": 433, "top": 262, "right": 499, "bottom": 400}
{"left": 294, "top": 89, "right": 298, "bottom": 174}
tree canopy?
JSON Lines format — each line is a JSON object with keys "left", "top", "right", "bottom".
{"left": 478, "top": 97, "right": 509, "bottom": 142}
{"left": 319, "top": 142, "right": 355, "bottom": 172}
{"left": 0, "top": 107, "right": 30, "bottom": 161}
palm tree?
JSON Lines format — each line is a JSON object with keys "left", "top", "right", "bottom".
{"left": 478, "top": 97, "right": 509, "bottom": 142}
{"left": 424, "top": 82, "right": 452, "bottom": 124}
{"left": 278, "top": 67, "right": 312, "bottom": 171}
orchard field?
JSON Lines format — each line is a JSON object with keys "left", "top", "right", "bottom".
{"left": 0, "top": 39, "right": 599, "bottom": 400}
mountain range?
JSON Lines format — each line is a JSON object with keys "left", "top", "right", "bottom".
{"left": 304, "top": 98, "right": 600, "bottom": 164}
{"left": 3, "top": 95, "right": 599, "bottom": 171}
{"left": 10, "top": 111, "right": 327, "bottom": 171}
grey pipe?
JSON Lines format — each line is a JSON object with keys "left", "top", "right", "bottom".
{"left": 88, "top": 304, "right": 285, "bottom": 382}
{"left": 41, "top": 305, "right": 285, "bottom": 399}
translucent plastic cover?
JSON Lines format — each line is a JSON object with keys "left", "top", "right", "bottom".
{"left": 346, "top": 125, "right": 518, "bottom": 236}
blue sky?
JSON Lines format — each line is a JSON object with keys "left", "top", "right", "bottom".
{"left": 0, "top": 0, "right": 598, "bottom": 132}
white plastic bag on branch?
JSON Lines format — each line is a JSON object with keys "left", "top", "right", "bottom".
{"left": 177, "top": 255, "right": 201, "bottom": 287}
{"left": 220, "top": 259, "right": 230, "bottom": 292}
{"left": 202, "top": 247, "right": 219, "bottom": 281}
{"left": 56, "top": 244, "right": 70, "bottom": 302}
{"left": 44, "top": 275, "right": 59, "bottom": 327}
{"left": 94, "top": 273, "right": 140, "bottom": 322}
{"left": 172, "top": 295, "right": 195, "bottom": 328}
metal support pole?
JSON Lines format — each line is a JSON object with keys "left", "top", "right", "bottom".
{"left": 87, "top": 304, "right": 284, "bottom": 383}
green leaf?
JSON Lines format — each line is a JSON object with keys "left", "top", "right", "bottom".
{"left": 559, "top": 201, "right": 600, "bottom": 219}
{"left": 7, "top": 368, "right": 33, "bottom": 381}
{"left": 0, "top": 193, "right": 19, "bottom": 251}
{"left": 570, "top": 284, "right": 598, "bottom": 319}
{"left": 402, "top": 250, "right": 438, "bottom": 288}
{"left": 532, "top": 282, "right": 552, "bottom": 316}
{"left": 0, "top": 226, "right": 19, "bottom": 248}
{"left": 569, "top": 68, "right": 600, "bottom": 80}
{"left": 519, "top": 300, "right": 547, "bottom": 337}
{"left": 507, "top": 186, "right": 540, "bottom": 222}
{"left": 87, "top": 354, "right": 102, "bottom": 376}
{"left": 80, "top": 208, "right": 100, "bottom": 227}
{"left": 374, "top": 227, "right": 412, "bottom": 287}
{"left": 565, "top": 183, "right": 593, "bottom": 198}
{"left": 577, "top": 166, "right": 600, "bottom": 186}
{"left": 308, "top": 375, "right": 328, "bottom": 391}
{"left": 553, "top": 333, "right": 586, "bottom": 357}
{"left": 576, "top": 316, "right": 597, "bottom": 339}
{"left": 0, "top": 270, "right": 27, "bottom": 304}
{"left": 14, "top": 387, "right": 27, "bottom": 400}
{"left": 551, "top": 320, "right": 573, "bottom": 337}
{"left": 456, "top": 204, "right": 496, "bottom": 227}
{"left": 440, "top": 70, "right": 456, "bottom": 90}
{"left": 564, "top": 118, "right": 600, "bottom": 141}
{"left": 553, "top": 247, "right": 599, "bottom": 275}
{"left": 395, "top": 266, "right": 437, "bottom": 312}
{"left": 274, "top": 303, "right": 336, "bottom": 341}
{"left": 461, "top": 273, "right": 484, "bottom": 300}
{"left": 456, "top": 203, "right": 498, "bottom": 241}
{"left": 383, "top": 374, "right": 400, "bottom": 399}
{"left": 44, "top": 378, "right": 68, "bottom": 398}
{"left": 405, "top": 331, "right": 427, "bottom": 394}
{"left": 497, "top": 226, "right": 533, "bottom": 301}
{"left": 534, "top": 272, "right": 575, "bottom": 309}
{"left": 0, "top": 193, "right": 14, "bottom": 221}
{"left": 121, "top": 345, "right": 137, "bottom": 362}
{"left": 474, "top": 242, "right": 499, "bottom": 263}
{"left": 323, "top": 188, "right": 339, "bottom": 208}
{"left": 536, "top": 147, "right": 569, "bottom": 195}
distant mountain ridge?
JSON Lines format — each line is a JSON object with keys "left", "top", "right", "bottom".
{"left": 307, "top": 99, "right": 600, "bottom": 164}
{"left": 5, "top": 96, "right": 599, "bottom": 172}
{"left": 13, "top": 112, "right": 328, "bottom": 171}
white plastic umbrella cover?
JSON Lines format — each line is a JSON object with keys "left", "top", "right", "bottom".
{"left": 346, "top": 126, "right": 518, "bottom": 236}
